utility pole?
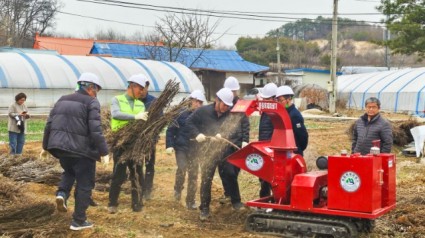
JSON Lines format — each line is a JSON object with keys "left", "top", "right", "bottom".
{"left": 384, "top": 14, "right": 391, "bottom": 70}
{"left": 329, "top": 0, "right": 338, "bottom": 113}
{"left": 276, "top": 35, "right": 282, "bottom": 86}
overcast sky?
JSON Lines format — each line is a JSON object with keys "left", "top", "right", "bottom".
{"left": 54, "top": 0, "right": 385, "bottom": 48}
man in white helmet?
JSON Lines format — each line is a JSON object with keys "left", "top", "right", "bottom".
{"left": 259, "top": 85, "right": 309, "bottom": 198}
{"left": 186, "top": 87, "right": 246, "bottom": 221}
{"left": 257, "top": 82, "right": 278, "bottom": 198}
{"left": 42, "top": 72, "right": 109, "bottom": 230}
{"left": 108, "top": 74, "right": 149, "bottom": 214}
{"left": 165, "top": 89, "right": 206, "bottom": 209}
{"left": 218, "top": 76, "right": 249, "bottom": 208}
{"left": 275, "top": 85, "right": 308, "bottom": 156}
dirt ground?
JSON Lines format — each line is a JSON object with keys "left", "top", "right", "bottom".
{"left": 2, "top": 111, "right": 425, "bottom": 238}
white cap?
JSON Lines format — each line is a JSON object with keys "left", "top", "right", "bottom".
{"left": 190, "top": 90, "right": 206, "bottom": 102}
{"left": 259, "top": 83, "right": 278, "bottom": 98}
{"left": 77, "top": 72, "right": 103, "bottom": 89}
{"left": 276, "top": 86, "right": 295, "bottom": 97}
{"left": 128, "top": 74, "right": 149, "bottom": 87}
{"left": 216, "top": 88, "right": 234, "bottom": 106}
{"left": 224, "top": 76, "right": 240, "bottom": 90}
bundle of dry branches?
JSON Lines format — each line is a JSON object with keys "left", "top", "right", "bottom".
{"left": 103, "top": 80, "right": 189, "bottom": 164}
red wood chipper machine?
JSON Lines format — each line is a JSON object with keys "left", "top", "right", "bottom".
{"left": 227, "top": 100, "right": 396, "bottom": 238}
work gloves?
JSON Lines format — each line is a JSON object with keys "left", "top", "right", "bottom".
{"left": 165, "top": 147, "right": 175, "bottom": 154}
{"left": 39, "top": 149, "right": 50, "bottom": 161}
{"left": 101, "top": 155, "right": 110, "bottom": 165}
{"left": 134, "top": 112, "right": 149, "bottom": 121}
{"left": 195, "top": 133, "right": 206, "bottom": 143}
{"left": 242, "top": 142, "right": 249, "bottom": 148}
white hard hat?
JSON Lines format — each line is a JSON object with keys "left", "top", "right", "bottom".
{"left": 77, "top": 72, "right": 103, "bottom": 89}
{"left": 276, "top": 85, "right": 295, "bottom": 97}
{"left": 127, "top": 74, "right": 148, "bottom": 87}
{"left": 216, "top": 88, "right": 234, "bottom": 106}
{"left": 259, "top": 83, "right": 278, "bottom": 98}
{"left": 224, "top": 76, "right": 240, "bottom": 91}
{"left": 190, "top": 89, "right": 206, "bottom": 102}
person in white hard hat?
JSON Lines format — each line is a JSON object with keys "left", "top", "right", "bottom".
{"left": 257, "top": 82, "right": 278, "bottom": 198}
{"left": 108, "top": 74, "right": 149, "bottom": 214}
{"left": 41, "top": 72, "right": 109, "bottom": 231}
{"left": 165, "top": 89, "right": 206, "bottom": 209}
{"left": 218, "top": 76, "right": 249, "bottom": 208}
{"left": 275, "top": 85, "right": 308, "bottom": 155}
{"left": 186, "top": 87, "right": 245, "bottom": 221}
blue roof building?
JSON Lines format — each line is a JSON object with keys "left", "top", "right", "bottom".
{"left": 90, "top": 43, "right": 269, "bottom": 100}
{"left": 90, "top": 43, "right": 269, "bottom": 73}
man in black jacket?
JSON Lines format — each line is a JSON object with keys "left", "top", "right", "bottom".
{"left": 352, "top": 97, "right": 392, "bottom": 155}
{"left": 165, "top": 90, "right": 206, "bottom": 209}
{"left": 185, "top": 88, "right": 237, "bottom": 221}
{"left": 218, "top": 76, "right": 249, "bottom": 208}
{"left": 257, "top": 83, "right": 278, "bottom": 198}
{"left": 42, "top": 73, "right": 109, "bottom": 231}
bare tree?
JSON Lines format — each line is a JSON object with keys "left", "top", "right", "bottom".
{"left": 0, "top": 0, "right": 62, "bottom": 47}
{"left": 149, "top": 11, "right": 225, "bottom": 67}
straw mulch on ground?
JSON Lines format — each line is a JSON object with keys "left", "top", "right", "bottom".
{"left": 0, "top": 176, "right": 68, "bottom": 238}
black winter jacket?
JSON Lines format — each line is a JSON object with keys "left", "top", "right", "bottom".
{"left": 259, "top": 113, "right": 274, "bottom": 141}
{"left": 166, "top": 109, "right": 193, "bottom": 151}
{"left": 352, "top": 113, "right": 393, "bottom": 155}
{"left": 42, "top": 89, "right": 109, "bottom": 160}
{"left": 186, "top": 103, "right": 242, "bottom": 155}
{"left": 233, "top": 96, "right": 250, "bottom": 145}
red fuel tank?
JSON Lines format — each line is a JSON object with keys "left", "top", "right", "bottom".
{"left": 327, "top": 154, "right": 383, "bottom": 213}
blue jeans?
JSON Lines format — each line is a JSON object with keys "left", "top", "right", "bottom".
{"left": 9, "top": 131, "right": 25, "bottom": 154}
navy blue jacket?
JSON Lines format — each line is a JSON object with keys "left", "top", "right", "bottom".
{"left": 166, "top": 109, "right": 193, "bottom": 151}
{"left": 42, "top": 89, "right": 109, "bottom": 160}
{"left": 287, "top": 104, "right": 308, "bottom": 155}
{"left": 142, "top": 93, "right": 156, "bottom": 110}
{"left": 258, "top": 104, "right": 308, "bottom": 155}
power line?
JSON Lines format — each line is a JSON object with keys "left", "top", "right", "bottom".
{"left": 75, "top": 0, "right": 386, "bottom": 24}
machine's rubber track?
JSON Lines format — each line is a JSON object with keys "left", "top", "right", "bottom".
{"left": 246, "top": 210, "right": 361, "bottom": 238}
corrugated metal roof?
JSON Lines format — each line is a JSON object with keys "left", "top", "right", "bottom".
{"left": 90, "top": 43, "right": 269, "bottom": 73}
{"left": 32, "top": 34, "right": 164, "bottom": 55}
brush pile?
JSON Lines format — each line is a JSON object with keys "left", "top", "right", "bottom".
{"left": 0, "top": 176, "right": 67, "bottom": 237}
{"left": 103, "top": 80, "right": 189, "bottom": 164}
{"left": 0, "top": 155, "right": 112, "bottom": 190}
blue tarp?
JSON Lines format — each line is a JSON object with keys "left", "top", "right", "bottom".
{"left": 90, "top": 43, "right": 269, "bottom": 73}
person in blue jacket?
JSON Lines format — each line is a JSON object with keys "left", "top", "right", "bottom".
{"left": 165, "top": 90, "right": 206, "bottom": 209}
{"left": 275, "top": 85, "right": 308, "bottom": 156}
{"left": 139, "top": 80, "right": 158, "bottom": 200}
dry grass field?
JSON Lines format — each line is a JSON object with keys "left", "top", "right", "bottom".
{"left": 1, "top": 111, "right": 425, "bottom": 238}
